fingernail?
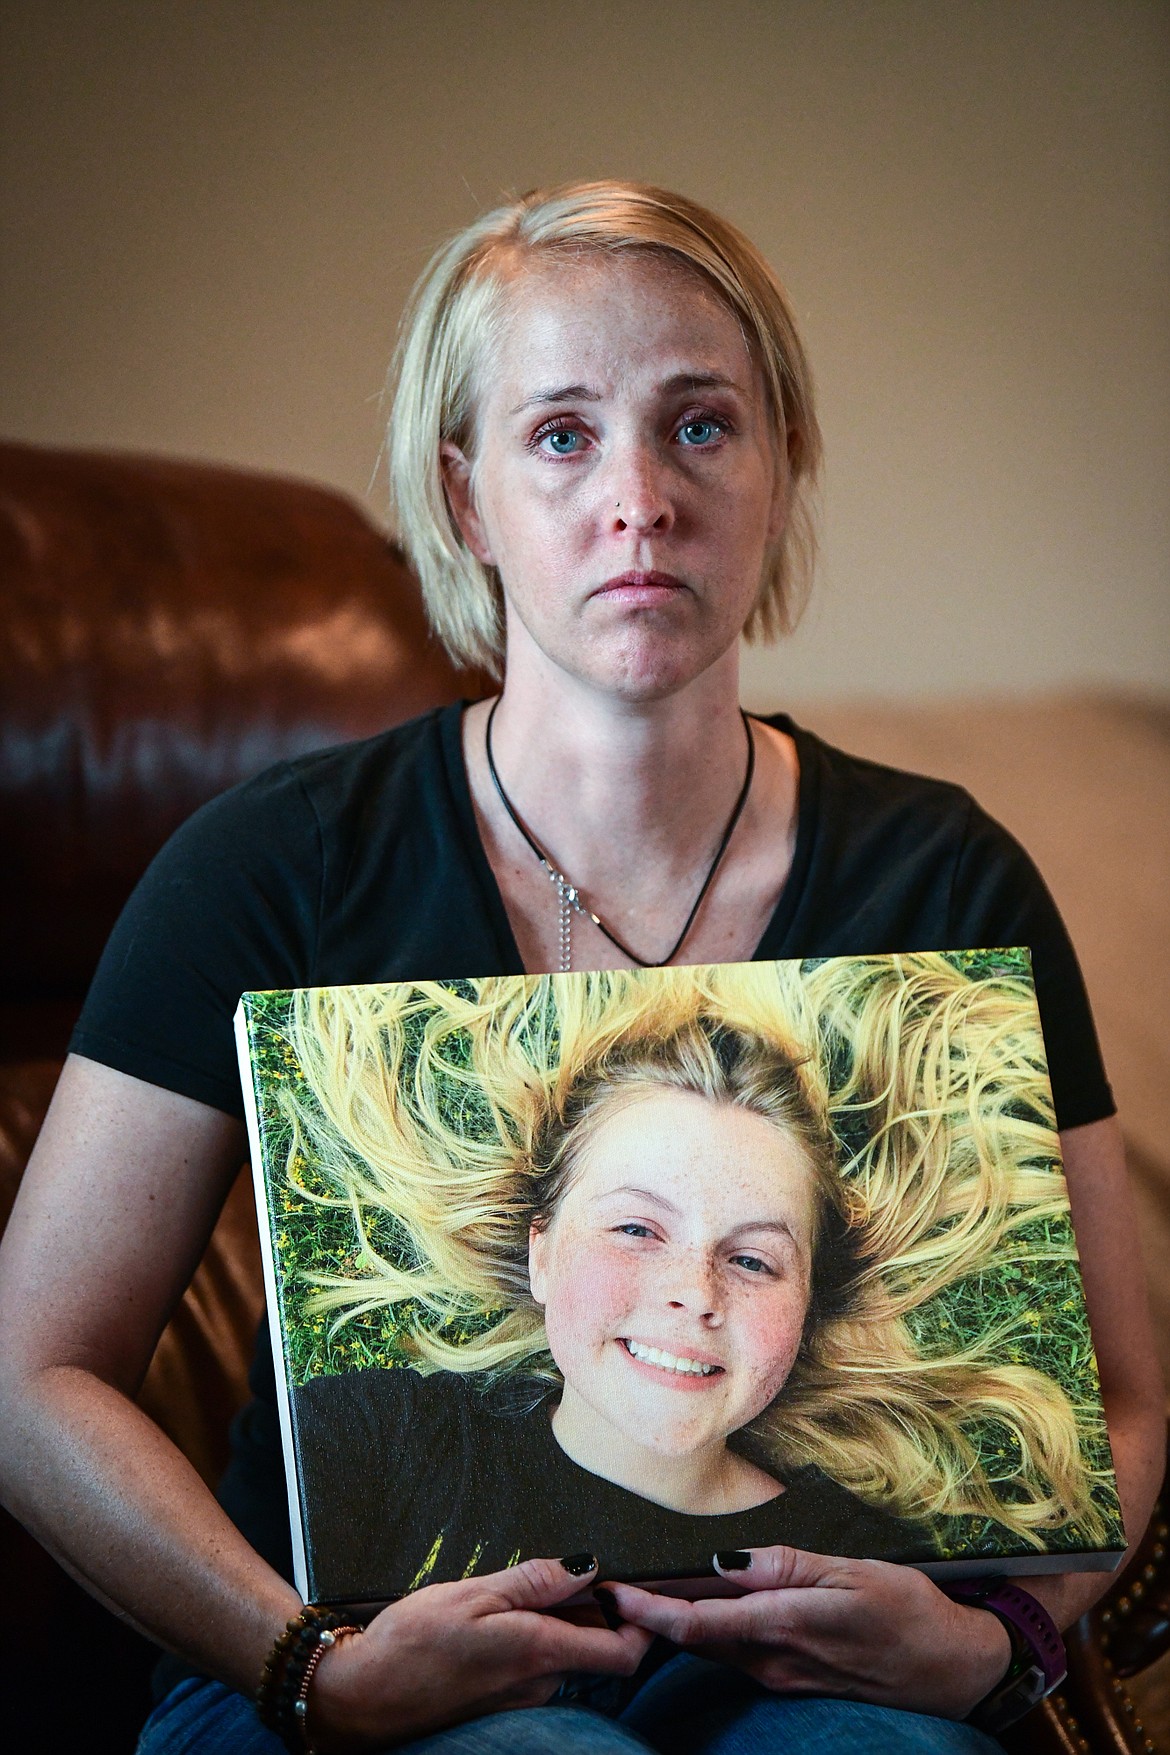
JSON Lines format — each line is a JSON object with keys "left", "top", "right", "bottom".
{"left": 593, "top": 1586, "right": 622, "bottom": 1630}
{"left": 714, "top": 1549, "right": 752, "bottom": 1571}
{"left": 560, "top": 1551, "right": 598, "bottom": 1576}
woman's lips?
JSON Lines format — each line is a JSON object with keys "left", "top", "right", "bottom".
{"left": 619, "top": 1336, "right": 725, "bottom": 1385}
{"left": 592, "top": 571, "right": 687, "bottom": 606}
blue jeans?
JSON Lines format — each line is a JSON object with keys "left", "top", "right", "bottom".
{"left": 137, "top": 1658, "right": 1004, "bottom": 1754}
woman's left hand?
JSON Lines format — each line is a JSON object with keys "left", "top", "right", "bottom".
{"left": 603, "top": 1545, "right": 1014, "bottom": 1720}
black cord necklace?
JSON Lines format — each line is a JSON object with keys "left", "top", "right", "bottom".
{"left": 484, "top": 698, "right": 756, "bottom": 971}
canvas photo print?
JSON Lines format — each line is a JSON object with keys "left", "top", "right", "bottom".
{"left": 235, "top": 951, "right": 1125, "bottom": 1609}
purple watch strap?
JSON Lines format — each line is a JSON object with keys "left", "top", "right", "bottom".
{"left": 941, "top": 1578, "right": 1067, "bottom": 1693}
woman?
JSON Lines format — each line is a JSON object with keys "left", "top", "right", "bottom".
{"left": 0, "top": 180, "right": 1161, "bottom": 1754}
{"left": 280, "top": 959, "right": 1113, "bottom": 1601}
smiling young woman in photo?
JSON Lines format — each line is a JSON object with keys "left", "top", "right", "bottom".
{"left": 528, "top": 1086, "right": 818, "bottom": 1517}
{"left": 280, "top": 960, "right": 1118, "bottom": 1613}
{"left": 0, "top": 181, "right": 1161, "bottom": 1755}
{"left": 283, "top": 974, "right": 941, "bottom": 1604}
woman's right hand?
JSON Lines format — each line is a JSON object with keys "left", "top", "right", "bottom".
{"left": 308, "top": 1556, "right": 652, "bottom": 1751}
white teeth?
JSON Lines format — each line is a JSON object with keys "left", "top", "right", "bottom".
{"left": 624, "top": 1339, "right": 720, "bottom": 1376}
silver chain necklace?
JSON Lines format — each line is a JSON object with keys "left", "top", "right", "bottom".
{"left": 485, "top": 699, "right": 756, "bottom": 972}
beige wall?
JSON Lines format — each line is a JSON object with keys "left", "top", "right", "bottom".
{"left": 2, "top": 0, "right": 1166, "bottom": 705}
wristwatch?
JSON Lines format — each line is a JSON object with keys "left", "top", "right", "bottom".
{"left": 941, "top": 1578, "right": 1067, "bottom": 1734}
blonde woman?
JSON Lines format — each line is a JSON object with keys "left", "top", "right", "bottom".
{"left": 0, "top": 183, "right": 1161, "bottom": 1755}
{"left": 284, "top": 962, "right": 1117, "bottom": 1603}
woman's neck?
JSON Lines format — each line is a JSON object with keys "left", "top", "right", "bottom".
{"left": 549, "top": 1392, "right": 783, "bottom": 1516}
{"left": 477, "top": 654, "right": 752, "bottom": 896}
{"left": 462, "top": 639, "right": 799, "bottom": 972}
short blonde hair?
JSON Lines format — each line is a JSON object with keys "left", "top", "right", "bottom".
{"left": 387, "top": 181, "right": 822, "bottom": 680}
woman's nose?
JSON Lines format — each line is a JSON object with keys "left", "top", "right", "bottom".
{"left": 608, "top": 444, "right": 674, "bottom": 535}
{"left": 666, "top": 1260, "right": 724, "bottom": 1327}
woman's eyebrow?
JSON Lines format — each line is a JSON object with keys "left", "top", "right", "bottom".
{"left": 657, "top": 370, "right": 747, "bottom": 398}
{"left": 593, "top": 1184, "right": 682, "bottom": 1214}
{"left": 728, "top": 1218, "right": 799, "bottom": 1245}
{"left": 508, "top": 371, "right": 746, "bottom": 418}
{"left": 509, "top": 383, "right": 603, "bottom": 415}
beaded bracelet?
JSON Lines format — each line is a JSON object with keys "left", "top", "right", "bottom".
{"left": 256, "top": 1606, "right": 363, "bottom": 1753}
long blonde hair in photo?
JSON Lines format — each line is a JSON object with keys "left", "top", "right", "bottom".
{"left": 279, "top": 956, "right": 1111, "bottom": 1548}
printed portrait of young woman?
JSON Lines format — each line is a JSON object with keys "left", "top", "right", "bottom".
{"left": 245, "top": 954, "right": 1125, "bottom": 1608}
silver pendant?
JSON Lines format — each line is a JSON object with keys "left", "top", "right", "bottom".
{"left": 550, "top": 869, "right": 574, "bottom": 972}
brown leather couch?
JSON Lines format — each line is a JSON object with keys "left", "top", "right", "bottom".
{"left": 0, "top": 440, "right": 1166, "bottom": 1752}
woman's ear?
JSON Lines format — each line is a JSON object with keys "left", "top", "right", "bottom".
{"left": 440, "top": 441, "right": 496, "bottom": 566}
{"left": 527, "top": 1221, "right": 548, "bottom": 1307}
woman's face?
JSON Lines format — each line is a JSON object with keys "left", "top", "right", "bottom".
{"left": 528, "top": 1088, "right": 817, "bottom": 1475}
{"left": 442, "top": 250, "right": 787, "bottom": 703}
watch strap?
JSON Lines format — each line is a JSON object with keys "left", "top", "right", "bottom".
{"left": 940, "top": 1578, "right": 1067, "bottom": 1734}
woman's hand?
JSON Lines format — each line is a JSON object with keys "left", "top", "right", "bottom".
{"left": 309, "top": 1555, "right": 653, "bottom": 1752}
{"left": 604, "top": 1545, "right": 1012, "bottom": 1721}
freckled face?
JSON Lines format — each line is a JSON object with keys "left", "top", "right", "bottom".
{"left": 527, "top": 1089, "right": 817, "bottom": 1464}
{"left": 442, "top": 251, "right": 787, "bottom": 702}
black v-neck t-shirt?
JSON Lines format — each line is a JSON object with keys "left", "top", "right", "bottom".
{"left": 71, "top": 702, "right": 1114, "bottom": 1599}
{"left": 72, "top": 701, "right": 1111, "bottom": 1131}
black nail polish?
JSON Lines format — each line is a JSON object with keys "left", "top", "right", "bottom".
{"left": 714, "top": 1549, "right": 752, "bottom": 1571}
{"left": 593, "top": 1586, "right": 622, "bottom": 1630}
{"left": 560, "top": 1551, "right": 598, "bottom": 1576}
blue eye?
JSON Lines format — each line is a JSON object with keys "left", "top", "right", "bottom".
{"left": 539, "top": 427, "right": 586, "bottom": 455}
{"left": 677, "top": 419, "right": 724, "bottom": 446}
{"left": 732, "top": 1253, "right": 773, "bottom": 1275}
{"left": 616, "top": 1223, "right": 655, "bottom": 1238}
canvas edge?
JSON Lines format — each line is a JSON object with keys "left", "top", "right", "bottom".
{"left": 233, "top": 993, "right": 311, "bottom": 1603}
